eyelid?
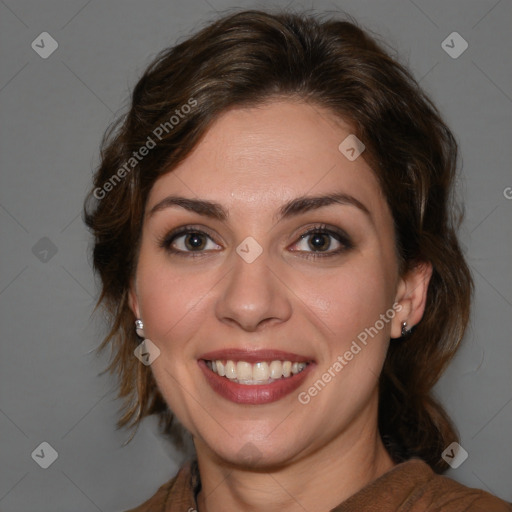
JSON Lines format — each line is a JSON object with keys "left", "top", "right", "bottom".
{"left": 287, "top": 223, "right": 353, "bottom": 254}
{"left": 157, "top": 225, "right": 222, "bottom": 253}
{"left": 158, "top": 223, "right": 353, "bottom": 256}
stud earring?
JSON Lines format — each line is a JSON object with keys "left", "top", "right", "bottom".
{"left": 401, "top": 321, "right": 411, "bottom": 337}
{"left": 135, "top": 319, "right": 145, "bottom": 338}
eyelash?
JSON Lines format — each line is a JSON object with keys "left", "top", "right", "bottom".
{"left": 157, "top": 224, "right": 353, "bottom": 259}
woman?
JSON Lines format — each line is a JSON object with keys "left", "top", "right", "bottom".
{"left": 84, "top": 10, "right": 511, "bottom": 512}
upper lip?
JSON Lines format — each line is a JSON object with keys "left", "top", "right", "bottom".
{"left": 199, "top": 348, "right": 314, "bottom": 364}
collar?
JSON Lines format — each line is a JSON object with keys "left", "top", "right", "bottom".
{"left": 161, "top": 457, "right": 435, "bottom": 511}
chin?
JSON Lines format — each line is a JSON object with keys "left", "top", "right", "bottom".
{"left": 199, "top": 430, "right": 309, "bottom": 470}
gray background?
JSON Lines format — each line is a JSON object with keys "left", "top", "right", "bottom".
{"left": 0, "top": 0, "right": 511, "bottom": 510}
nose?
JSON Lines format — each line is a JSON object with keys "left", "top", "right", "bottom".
{"left": 214, "top": 248, "right": 292, "bottom": 332}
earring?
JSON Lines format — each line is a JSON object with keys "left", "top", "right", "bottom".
{"left": 135, "top": 319, "right": 145, "bottom": 338}
{"left": 401, "top": 321, "right": 411, "bottom": 337}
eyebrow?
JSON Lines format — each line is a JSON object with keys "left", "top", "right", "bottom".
{"left": 148, "top": 192, "right": 371, "bottom": 222}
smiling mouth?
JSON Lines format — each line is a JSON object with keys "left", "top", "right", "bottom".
{"left": 204, "top": 359, "right": 309, "bottom": 385}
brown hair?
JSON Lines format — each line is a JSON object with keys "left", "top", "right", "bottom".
{"left": 84, "top": 9, "right": 472, "bottom": 473}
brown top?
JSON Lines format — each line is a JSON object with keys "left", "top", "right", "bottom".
{"left": 126, "top": 458, "right": 511, "bottom": 512}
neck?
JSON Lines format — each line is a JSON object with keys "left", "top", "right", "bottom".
{"left": 194, "top": 405, "right": 395, "bottom": 512}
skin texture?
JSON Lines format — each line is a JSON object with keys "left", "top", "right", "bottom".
{"left": 130, "top": 100, "right": 432, "bottom": 511}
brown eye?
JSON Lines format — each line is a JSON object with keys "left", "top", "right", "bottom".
{"left": 183, "top": 232, "right": 207, "bottom": 251}
{"left": 159, "top": 227, "right": 222, "bottom": 255}
{"left": 288, "top": 225, "right": 353, "bottom": 258}
{"left": 307, "top": 233, "right": 333, "bottom": 252}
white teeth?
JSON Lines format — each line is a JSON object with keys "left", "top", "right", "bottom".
{"left": 206, "top": 359, "right": 307, "bottom": 384}
{"left": 225, "top": 360, "right": 237, "bottom": 380}
{"left": 236, "top": 361, "right": 252, "bottom": 380}
{"left": 253, "top": 362, "right": 269, "bottom": 381}
{"left": 269, "top": 360, "right": 283, "bottom": 379}
{"left": 216, "top": 360, "right": 225, "bottom": 377}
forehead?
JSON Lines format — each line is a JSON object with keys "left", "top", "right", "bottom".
{"left": 147, "top": 100, "right": 386, "bottom": 218}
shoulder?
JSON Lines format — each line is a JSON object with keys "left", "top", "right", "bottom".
{"left": 418, "top": 466, "right": 511, "bottom": 511}
{"left": 385, "top": 458, "right": 511, "bottom": 512}
{"left": 124, "top": 461, "right": 197, "bottom": 512}
{"left": 124, "top": 476, "right": 177, "bottom": 512}
{"left": 335, "top": 458, "right": 511, "bottom": 511}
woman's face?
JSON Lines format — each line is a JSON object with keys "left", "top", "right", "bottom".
{"left": 131, "top": 100, "right": 414, "bottom": 467}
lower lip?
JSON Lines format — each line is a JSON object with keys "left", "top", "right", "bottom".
{"left": 198, "top": 360, "right": 314, "bottom": 405}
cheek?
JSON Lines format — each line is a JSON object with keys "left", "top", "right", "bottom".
{"left": 288, "top": 261, "right": 396, "bottom": 431}
{"left": 135, "top": 253, "right": 217, "bottom": 350}
{"left": 296, "top": 261, "right": 396, "bottom": 408}
{"left": 134, "top": 253, "right": 218, "bottom": 423}
{"left": 297, "top": 257, "right": 396, "bottom": 344}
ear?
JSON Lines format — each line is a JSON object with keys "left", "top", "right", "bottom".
{"left": 391, "top": 261, "right": 433, "bottom": 339}
{"left": 128, "top": 278, "right": 141, "bottom": 319}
